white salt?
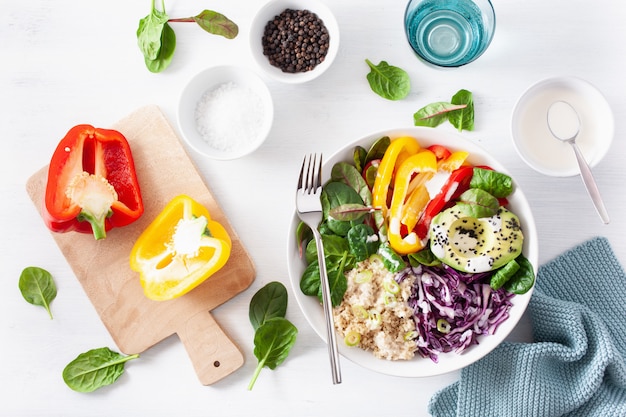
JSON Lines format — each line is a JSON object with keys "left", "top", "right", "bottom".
{"left": 194, "top": 82, "right": 265, "bottom": 152}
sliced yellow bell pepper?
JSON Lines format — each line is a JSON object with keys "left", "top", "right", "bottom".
{"left": 371, "top": 136, "right": 420, "bottom": 215}
{"left": 387, "top": 150, "right": 437, "bottom": 254}
{"left": 130, "top": 194, "right": 231, "bottom": 301}
{"left": 438, "top": 150, "right": 469, "bottom": 172}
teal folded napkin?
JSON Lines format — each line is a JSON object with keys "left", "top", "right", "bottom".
{"left": 428, "top": 237, "right": 626, "bottom": 417}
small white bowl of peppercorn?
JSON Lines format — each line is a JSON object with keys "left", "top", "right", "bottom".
{"left": 249, "top": 0, "right": 340, "bottom": 84}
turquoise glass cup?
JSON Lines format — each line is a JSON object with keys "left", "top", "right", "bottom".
{"left": 404, "top": 0, "right": 495, "bottom": 67}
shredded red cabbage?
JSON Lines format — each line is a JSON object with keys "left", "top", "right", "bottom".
{"left": 398, "top": 264, "right": 514, "bottom": 362}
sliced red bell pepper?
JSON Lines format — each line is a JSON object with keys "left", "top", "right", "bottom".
{"left": 43, "top": 124, "right": 144, "bottom": 240}
{"left": 415, "top": 165, "right": 474, "bottom": 240}
{"left": 427, "top": 144, "right": 451, "bottom": 161}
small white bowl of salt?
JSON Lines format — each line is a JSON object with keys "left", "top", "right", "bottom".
{"left": 178, "top": 65, "right": 274, "bottom": 160}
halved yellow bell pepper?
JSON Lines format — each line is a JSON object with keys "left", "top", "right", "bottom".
{"left": 372, "top": 136, "right": 420, "bottom": 215}
{"left": 388, "top": 150, "right": 437, "bottom": 254}
{"left": 130, "top": 194, "right": 231, "bottom": 301}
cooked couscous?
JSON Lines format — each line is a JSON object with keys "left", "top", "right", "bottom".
{"left": 333, "top": 256, "right": 417, "bottom": 360}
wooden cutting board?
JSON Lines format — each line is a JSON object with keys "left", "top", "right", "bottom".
{"left": 25, "top": 105, "right": 256, "bottom": 385}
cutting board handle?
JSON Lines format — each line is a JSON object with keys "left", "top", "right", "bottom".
{"left": 177, "top": 309, "right": 244, "bottom": 385}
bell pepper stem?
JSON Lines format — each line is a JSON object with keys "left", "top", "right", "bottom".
{"left": 77, "top": 209, "right": 111, "bottom": 240}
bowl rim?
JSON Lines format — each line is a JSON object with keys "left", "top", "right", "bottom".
{"left": 286, "top": 126, "right": 538, "bottom": 377}
{"left": 177, "top": 65, "right": 274, "bottom": 160}
{"left": 511, "top": 75, "right": 614, "bottom": 177}
{"left": 249, "top": 0, "right": 340, "bottom": 84}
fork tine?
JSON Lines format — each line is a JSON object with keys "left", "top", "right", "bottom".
{"left": 305, "top": 154, "right": 313, "bottom": 193}
{"left": 313, "top": 153, "right": 322, "bottom": 190}
{"left": 298, "top": 155, "right": 307, "bottom": 190}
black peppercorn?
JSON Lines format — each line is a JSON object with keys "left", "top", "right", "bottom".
{"left": 261, "top": 8, "right": 330, "bottom": 74}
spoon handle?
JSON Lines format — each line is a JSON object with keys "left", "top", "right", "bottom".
{"left": 571, "top": 142, "right": 610, "bottom": 224}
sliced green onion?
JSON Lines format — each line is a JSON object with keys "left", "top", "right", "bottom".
{"left": 355, "top": 270, "right": 373, "bottom": 284}
{"left": 437, "top": 318, "right": 451, "bottom": 334}
{"left": 404, "top": 330, "right": 418, "bottom": 341}
{"left": 351, "top": 304, "right": 369, "bottom": 319}
{"left": 344, "top": 331, "right": 361, "bottom": 347}
{"left": 383, "top": 279, "right": 400, "bottom": 294}
{"left": 368, "top": 253, "right": 383, "bottom": 264}
{"left": 367, "top": 310, "right": 382, "bottom": 328}
{"left": 384, "top": 293, "right": 396, "bottom": 306}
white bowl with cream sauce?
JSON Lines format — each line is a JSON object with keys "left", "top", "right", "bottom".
{"left": 511, "top": 76, "right": 614, "bottom": 177}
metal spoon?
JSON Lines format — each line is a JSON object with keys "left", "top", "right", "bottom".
{"left": 547, "top": 101, "right": 610, "bottom": 224}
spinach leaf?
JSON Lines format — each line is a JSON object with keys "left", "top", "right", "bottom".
{"left": 413, "top": 89, "right": 475, "bottom": 131}
{"left": 353, "top": 146, "right": 367, "bottom": 173}
{"left": 300, "top": 261, "right": 321, "bottom": 296}
{"left": 331, "top": 162, "right": 372, "bottom": 205}
{"left": 63, "top": 348, "right": 139, "bottom": 393}
{"left": 144, "top": 23, "right": 176, "bottom": 73}
{"left": 320, "top": 252, "right": 349, "bottom": 307}
{"left": 137, "top": 6, "right": 170, "bottom": 61}
{"left": 365, "top": 136, "right": 391, "bottom": 163}
{"left": 190, "top": 10, "right": 238, "bottom": 39}
{"left": 329, "top": 203, "right": 372, "bottom": 222}
{"left": 377, "top": 244, "right": 406, "bottom": 273}
{"left": 249, "top": 282, "right": 288, "bottom": 331}
{"left": 296, "top": 221, "right": 313, "bottom": 258}
{"left": 248, "top": 317, "right": 297, "bottom": 390}
{"left": 449, "top": 89, "right": 475, "bottom": 131}
{"left": 413, "top": 102, "right": 468, "bottom": 128}
{"left": 347, "top": 224, "right": 380, "bottom": 261}
{"left": 19, "top": 266, "right": 57, "bottom": 319}
{"left": 490, "top": 259, "right": 520, "bottom": 290}
{"left": 137, "top": 1, "right": 238, "bottom": 73}
{"left": 456, "top": 189, "right": 500, "bottom": 218}
{"left": 504, "top": 255, "right": 535, "bottom": 294}
{"left": 408, "top": 247, "right": 441, "bottom": 267}
{"left": 365, "top": 59, "right": 411, "bottom": 101}
{"left": 470, "top": 167, "right": 514, "bottom": 198}
{"left": 321, "top": 181, "right": 365, "bottom": 236}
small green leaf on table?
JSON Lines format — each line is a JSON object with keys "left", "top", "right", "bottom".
{"left": 18, "top": 266, "right": 57, "bottom": 319}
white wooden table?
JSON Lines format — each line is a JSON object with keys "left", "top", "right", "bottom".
{"left": 1, "top": 0, "right": 625, "bottom": 415}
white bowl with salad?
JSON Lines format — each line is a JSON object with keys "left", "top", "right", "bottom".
{"left": 287, "top": 127, "right": 538, "bottom": 377}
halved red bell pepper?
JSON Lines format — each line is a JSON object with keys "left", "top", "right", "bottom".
{"left": 415, "top": 165, "right": 474, "bottom": 240}
{"left": 43, "top": 124, "right": 144, "bottom": 240}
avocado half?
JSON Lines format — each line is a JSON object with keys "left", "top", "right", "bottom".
{"left": 429, "top": 206, "right": 523, "bottom": 273}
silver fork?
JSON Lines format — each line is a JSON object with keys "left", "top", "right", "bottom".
{"left": 296, "top": 153, "right": 342, "bottom": 385}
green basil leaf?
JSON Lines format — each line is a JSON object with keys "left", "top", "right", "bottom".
{"left": 62, "top": 348, "right": 139, "bottom": 393}
{"left": 365, "top": 59, "right": 410, "bottom": 101}
{"left": 193, "top": 10, "right": 239, "bottom": 39}
{"left": 144, "top": 22, "right": 176, "bottom": 73}
{"left": 19, "top": 266, "right": 57, "bottom": 319}
{"left": 470, "top": 167, "right": 514, "bottom": 198}
{"left": 449, "top": 89, "right": 475, "bottom": 131}
{"left": 413, "top": 102, "right": 467, "bottom": 128}
{"left": 456, "top": 188, "right": 500, "bottom": 218}
{"left": 248, "top": 317, "right": 297, "bottom": 390}
{"left": 249, "top": 282, "right": 288, "bottom": 331}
